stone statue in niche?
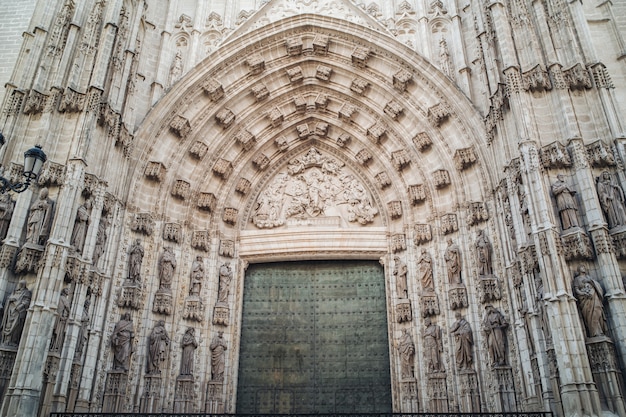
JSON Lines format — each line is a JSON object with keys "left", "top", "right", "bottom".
{"left": 217, "top": 263, "right": 232, "bottom": 305}
{"left": 0, "top": 280, "right": 32, "bottom": 347}
{"left": 128, "top": 239, "right": 144, "bottom": 284}
{"left": 111, "top": 312, "right": 134, "bottom": 371}
{"left": 92, "top": 215, "right": 109, "bottom": 267}
{"left": 180, "top": 327, "right": 198, "bottom": 376}
{"left": 450, "top": 312, "right": 473, "bottom": 370}
{"left": 395, "top": 329, "right": 415, "bottom": 379}
{"left": 394, "top": 256, "right": 408, "bottom": 299}
{"left": 475, "top": 229, "right": 493, "bottom": 276}
{"left": 76, "top": 297, "right": 90, "bottom": 356}
{"left": 210, "top": 331, "right": 227, "bottom": 381}
{"left": 444, "top": 239, "right": 462, "bottom": 284}
{"left": 147, "top": 320, "right": 169, "bottom": 374}
{"left": 483, "top": 305, "right": 508, "bottom": 367}
{"left": 418, "top": 249, "right": 434, "bottom": 292}
{"left": 158, "top": 247, "right": 177, "bottom": 290}
{"left": 70, "top": 200, "right": 91, "bottom": 254}
{"left": 0, "top": 193, "right": 14, "bottom": 241}
{"left": 50, "top": 287, "right": 70, "bottom": 351}
{"left": 572, "top": 265, "right": 607, "bottom": 338}
{"left": 551, "top": 174, "right": 579, "bottom": 230}
{"left": 596, "top": 171, "right": 626, "bottom": 229}
{"left": 26, "top": 187, "right": 54, "bottom": 245}
{"left": 189, "top": 256, "right": 204, "bottom": 297}
{"left": 423, "top": 317, "right": 443, "bottom": 373}
{"left": 251, "top": 147, "right": 378, "bottom": 228}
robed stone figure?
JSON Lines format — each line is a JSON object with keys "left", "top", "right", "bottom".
{"left": 573, "top": 265, "right": 607, "bottom": 338}
{"left": 180, "top": 327, "right": 198, "bottom": 376}
{"left": 210, "top": 331, "right": 227, "bottom": 381}
{"left": 450, "top": 312, "right": 473, "bottom": 370}
{"left": 596, "top": 171, "right": 626, "bottom": 229}
{"left": 26, "top": 188, "right": 54, "bottom": 245}
{"left": 147, "top": 320, "right": 169, "bottom": 374}
{"left": 111, "top": 313, "right": 134, "bottom": 371}
{"left": 1, "top": 280, "right": 32, "bottom": 346}
{"left": 483, "top": 305, "right": 508, "bottom": 367}
{"left": 551, "top": 174, "right": 579, "bottom": 230}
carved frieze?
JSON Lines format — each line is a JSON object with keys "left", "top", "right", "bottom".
{"left": 393, "top": 69, "right": 413, "bottom": 92}
{"left": 336, "top": 133, "right": 351, "bottom": 147}
{"left": 251, "top": 83, "right": 269, "bottom": 101}
{"left": 433, "top": 169, "right": 450, "bottom": 189}
{"left": 375, "top": 171, "right": 391, "bottom": 189}
{"left": 420, "top": 294, "right": 440, "bottom": 317}
{"left": 285, "top": 37, "right": 303, "bottom": 56}
{"left": 561, "top": 229, "right": 594, "bottom": 260}
{"left": 396, "top": 300, "right": 412, "bottom": 323}
{"left": 316, "top": 65, "right": 332, "bottom": 81}
{"left": 356, "top": 149, "right": 373, "bottom": 165}
{"left": 171, "top": 180, "right": 190, "bottom": 200}
{"left": 223, "top": 207, "right": 238, "bottom": 225}
{"left": 413, "top": 132, "right": 432, "bottom": 152}
{"left": 191, "top": 230, "right": 211, "bottom": 252}
{"left": 384, "top": 100, "right": 404, "bottom": 120}
{"left": 145, "top": 161, "right": 166, "bottom": 182}
{"left": 563, "top": 63, "right": 592, "bottom": 90}
{"left": 201, "top": 77, "right": 224, "bottom": 101}
{"left": 454, "top": 147, "right": 477, "bottom": 171}
{"left": 392, "top": 149, "right": 411, "bottom": 171}
{"left": 189, "top": 141, "right": 208, "bottom": 159}
{"left": 522, "top": 64, "right": 551, "bottom": 92}
{"left": 169, "top": 115, "right": 191, "bottom": 138}
{"left": 268, "top": 107, "right": 284, "bottom": 127}
{"left": 245, "top": 53, "right": 265, "bottom": 75}
{"left": 23, "top": 89, "right": 49, "bottom": 115}
{"left": 367, "top": 123, "right": 387, "bottom": 144}
{"left": 212, "top": 159, "right": 233, "bottom": 179}
{"left": 163, "top": 223, "right": 182, "bottom": 243}
{"left": 351, "top": 47, "right": 370, "bottom": 68}
{"left": 441, "top": 213, "right": 458, "bottom": 235}
{"left": 540, "top": 142, "right": 572, "bottom": 169}
{"left": 391, "top": 233, "right": 407, "bottom": 252}
{"left": 312, "top": 34, "right": 330, "bottom": 55}
{"left": 427, "top": 103, "right": 450, "bottom": 127}
{"left": 338, "top": 103, "right": 356, "bottom": 121}
{"left": 586, "top": 140, "right": 616, "bottom": 167}
{"left": 197, "top": 192, "right": 216, "bottom": 212}
{"left": 467, "top": 202, "right": 488, "bottom": 226}
{"left": 274, "top": 136, "right": 288, "bottom": 151}
{"left": 415, "top": 224, "right": 432, "bottom": 244}
{"left": 131, "top": 213, "right": 155, "bottom": 235}
{"left": 219, "top": 239, "right": 235, "bottom": 258}
{"left": 235, "top": 178, "right": 251, "bottom": 195}
{"left": 388, "top": 201, "right": 402, "bottom": 219}
{"left": 37, "top": 161, "right": 66, "bottom": 187}
{"left": 234, "top": 130, "right": 256, "bottom": 151}
{"left": 448, "top": 286, "right": 468, "bottom": 310}
{"left": 215, "top": 109, "right": 235, "bottom": 128}
{"left": 350, "top": 77, "right": 370, "bottom": 95}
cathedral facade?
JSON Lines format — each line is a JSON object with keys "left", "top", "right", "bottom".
{"left": 0, "top": 0, "right": 625, "bottom": 415}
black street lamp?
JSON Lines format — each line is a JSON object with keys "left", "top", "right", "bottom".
{"left": 0, "top": 144, "right": 47, "bottom": 194}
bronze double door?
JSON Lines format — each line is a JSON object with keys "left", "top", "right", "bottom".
{"left": 237, "top": 260, "right": 392, "bottom": 413}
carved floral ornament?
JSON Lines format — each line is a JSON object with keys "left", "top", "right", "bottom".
{"left": 250, "top": 147, "right": 379, "bottom": 229}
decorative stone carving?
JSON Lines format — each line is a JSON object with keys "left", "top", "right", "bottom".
{"left": 427, "top": 102, "right": 450, "bottom": 127}
{"left": 171, "top": 180, "right": 190, "bottom": 200}
{"left": 444, "top": 238, "right": 462, "bottom": 285}
{"left": 8, "top": 163, "right": 23, "bottom": 185}
{"left": 423, "top": 318, "right": 444, "bottom": 373}
{"left": 274, "top": 135, "right": 288, "bottom": 151}
{"left": 393, "top": 69, "right": 412, "bottom": 92}
{"left": 111, "top": 313, "right": 134, "bottom": 371}
{"left": 393, "top": 256, "right": 408, "bottom": 299}
{"left": 590, "top": 62, "right": 614, "bottom": 89}
{"left": 296, "top": 123, "right": 310, "bottom": 139}
{"left": 146, "top": 320, "right": 169, "bottom": 375}
{"left": 596, "top": 171, "right": 626, "bottom": 229}
{"left": 219, "top": 239, "right": 234, "bottom": 257}
{"left": 163, "top": 223, "right": 182, "bottom": 243}
{"left": 367, "top": 122, "right": 387, "bottom": 143}
{"left": 563, "top": 63, "right": 592, "bottom": 90}
{"left": 0, "top": 245, "right": 17, "bottom": 268}
{"left": 351, "top": 46, "right": 370, "bottom": 67}
{"left": 37, "top": 161, "right": 65, "bottom": 186}
{"left": 234, "top": 130, "right": 256, "bottom": 151}
{"left": 201, "top": 77, "right": 224, "bottom": 101}
{"left": 157, "top": 247, "right": 176, "bottom": 291}
{"left": 541, "top": 142, "right": 572, "bottom": 168}
{"left": 145, "top": 161, "right": 166, "bottom": 181}
{"left": 286, "top": 66, "right": 303, "bottom": 83}
{"left": 388, "top": 201, "right": 403, "bottom": 219}
{"left": 375, "top": 171, "right": 391, "bottom": 189}
{"left": 450, "top": 312, "right": 474, "bottom": 370}
{"left": 350, "top": 77, "right": 370, "bottom": 95}
{"left": 212, "top": 158, "right": 233, "bottom": 179}
{"left": 468, "top": 202, "right": 488, "bottom": 226}
{"left": 131, "top": 213, "right": 154, "bottom": 235}
{"left": 70, "top": 200, "right": 91, "bottom": 255}
{"left": 82, "top": 173, "right": 99, "bottom": 197}
{"left": 396, "top": 329, "right": 415, "bottom": 379}
{"left": 235, "top": 178, "right": 251, "bottom": 195}
{"left": 313, "top": 121, "right": 328, "bottom": 137}
{"left": 396, "top": 300, "right": 412, "bottom": 323}
{"left": 587, "top": 141, "right": 616, "bottom": 168}
{"left": 251, "top": 83, "right": 269, "bottom": 101}
{"left": 169, "top": 115, "right": 191, "bottom": 138}
{"left": 483, "top": 306, "right": 508, "bottom": 367}
{"left": 522, "top": 64, "right": 551, "bottom": 92}
{"left": 433, "top": 169, "right": 450, "bottom": 189}
{"left": 355, "top": 149, "right": 373, "bottom": 165}
{"left": 573, "top": 265, "right": 607, "bottom": 338}
{"left": 23, "top": 89, "right": 49, "bottom": 114}
{"left": 197, "top": 192, "right": 217, "bottom": 212}
{"left": 118, "top": 284, "right": 142, "bottom": 310}
{"left": 454, "top": 147, "right": 477, "bottom": 170}
{"left": 183, "top": 297, "right": 204, "bottom": 322}
{"left": 409, "top": 184, "right": 427, "bottom": 205}
{"left": 210, "top": 332, "right": 227, "bottom": 381}
{"left": 315, "top": 64, "right": 332, "bottom": 81}
{"left": 478, "top": 276, "right": 502, "bottom": 303}
{"left": 414, "top": 224, "right": 432, "bottom": 245}
{"left": 392, "top": 233, "right": 407, "bottom": 252}
{"left": 561, "top": 229, "right": 594, "bottom": 260}
{"left": 58, "top": 87, "right": 86, "bottom": 113}
{"left": 391, "top": 149, "right": 411, "bottom": 171}
{"left": 0, "top": 281, "right": 32, "bottom": 347}
{"left": 245, "top": 53, "right": 265, "bottom": 75}
{"left": 215, "top": 109, "right": 235, "bottom": 128}
{"left": 222, "top": 208, "right": 237, "bottom": 225}
{"left": 336, "top": 133, "right": 351, "bottom": 147}
{"left": 180, "top": 327, "right": 198, "bottom": 377}
{"left": 551, "top": 174, "right": 580, "bottom": 230}
{"left": 293, "top": 95, "right": 306, "bottom": 112}
{"left": 421, "top": 293, "right": 440, "bottom": 317}
{"left": 268, "top": 108, "right": 284, "bottom": 127}
{"left": 285, "top": 37, "right": 302, "bottom": 56}
{"left": 338, "top": 103, "right": 356, "bottom": 121}
{"left": 189, "top": 141, "right": 208, "bottom": 159}
{"left": 26, "top": 188, "right": 55, "bottom": 245}
{"left": 413, "top": 132, "right": 432, "bottom": 152}
{"left": 440, "top": 213, "right": 458, "bottom": 235}
{"left": 312, "top": 34, "right": 329, "bottom": 54}
{"left": 191, "top": 230, "right": 210, "bottom": 252}
{"left": 384, "top": 100, "right": 403, "bottom": 120}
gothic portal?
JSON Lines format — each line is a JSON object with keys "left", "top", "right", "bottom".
{"left": 0, "top": 1, "right": 625, "bottom": 416}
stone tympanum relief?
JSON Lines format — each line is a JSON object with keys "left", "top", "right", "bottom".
{"left": 251, "top": 147, "right": 379, "bottom": 228}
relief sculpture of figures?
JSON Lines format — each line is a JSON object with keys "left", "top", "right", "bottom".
{"left": 395, "top": 329, "right": 415, "bottom": 379}
{"left": 128, "top": 239, "right": 144, "bottom": 283}
{"left": 210, "top": 331, "right": 227, "bottom": 381}
{"left": 189, "top": 256, "right": 204, "bottom": 297}
{"left": 483, "top": 305, "right": 508, "bottom": 367}
{"left": 50, "top": 287, "right": 70, "bottom": 351}
{"left": 551, "top": 174, "right": 579, "bottom": 230}
{"left": 180, "top": 327, "right": 198, "bottom": 376}
{"left": 111, "top": 312, "right": 134, "bottom": 371}
{"left": 418, "top": 249, "right": 434, "bottom": 292}
{"left": 158, "top": 247, "right": 177, "bottom": 290}
{"left": 1, "top": 280, "right": 32, "bottom": 347}
{"left": 217, "top": 263, "right": 232, "bottom": 305}
{"left": 147, "top": 320, "right": 169, "bottom": 374}
{"left": 26, "top": 187, "right": 54, "bottom": 245}
{"left": 596, "top": 171, "right": 626, "bottom": 229}
{"left": 450, "top": 312, "right": 473, "bottom": 370}
{"left": 423, "top": 318, "right": 443, "bottom": 373}
{"left": 573, "top": 265, "right": 607, "bottom": 338}
{"left": 444, "top": 239, "right": 462, "bottom": 284}
{"left": 475, "top": 229, "right": 492, "bottom": 276}
{"left": 0, "top": 193, "right": 14, "bottom": 241}
{"left": 70, "top": 200, "right": 91, "bottom": 254}
{"left": 393, "top": 256, "right": 408, "bottom": 299}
